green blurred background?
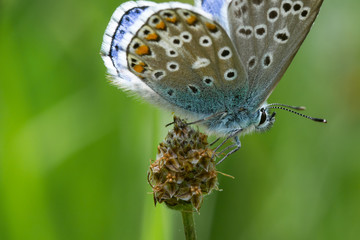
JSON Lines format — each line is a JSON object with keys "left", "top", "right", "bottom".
{"left": 0, "top": 0, "right": 359, "bottom": 239}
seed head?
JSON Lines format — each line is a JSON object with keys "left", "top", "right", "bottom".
{"left": 148, "top": 116, "right": 219, "bottom": 212}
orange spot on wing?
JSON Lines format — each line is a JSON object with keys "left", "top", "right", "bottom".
{"left": 205, "top": 22, "right": 218, "bottom": 32}
{"left": 155, "top": 21, "right": 166, "bottom": 30}
{"left": 186, "top": 15, "right": 197, "bottom": 25}
{"left": 133, "top": 62, "right": 146, "bottom": 73}
{"left": 135, "top": 45, "right": 150, "bottom": 55}
{"left": 133, "top": 64, "right": 145, "bottom": 73}
{"left": 165, "top": 17, "right": 177, "bottom": 23}
{"left": 145, "top": 33, "right": 159, "bottom": 41}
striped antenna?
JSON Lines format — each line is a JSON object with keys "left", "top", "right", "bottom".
{"left": 268, "top": 106, "right": 327, "bottom": 123}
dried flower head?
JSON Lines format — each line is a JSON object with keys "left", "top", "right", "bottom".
{"left": 148, "top": 116, "right": 219, "bottom": 211}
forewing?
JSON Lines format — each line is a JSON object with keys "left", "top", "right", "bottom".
{"left": 227, "top": 0, "right": 324, "bottom": 109}
{"left": 126, "top": 3, "right": 247, "bottom": 114}
{"left": 101, "top": 1, "right": 165, "bottom": 102}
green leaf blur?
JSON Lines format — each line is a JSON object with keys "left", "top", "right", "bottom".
{"left": 0, "top": 0, "right": 359, "bottom": 239}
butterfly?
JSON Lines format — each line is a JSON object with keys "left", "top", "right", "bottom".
{"left": 100, "top": 0, "right": 326, "bottom": 163}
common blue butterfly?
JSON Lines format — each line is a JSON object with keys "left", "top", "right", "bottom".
{"left": 101, "top": 0, "right": 326, "bottom": 163}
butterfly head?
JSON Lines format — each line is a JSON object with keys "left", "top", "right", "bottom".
{"left": 254, "top": 102, "right": 328, "bottom": 133}
{"left": 255, "top": 107, "right": 276, "bottom": 133}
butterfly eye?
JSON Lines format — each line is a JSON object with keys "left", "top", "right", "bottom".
{"left": 259, "top": 109, "right": 267, "bottom": 125}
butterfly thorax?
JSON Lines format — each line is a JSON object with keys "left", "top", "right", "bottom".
{"left": 202, "top": 108, "right": 257, "bottom": 136}
{"left": 202, "top": 104, "right": 276, "bottom": 137}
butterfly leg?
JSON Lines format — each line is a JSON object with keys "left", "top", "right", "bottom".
{"left": 212, "top": 129, "right": 242, "bottom": 159}
{"left": 210, "top": 137, "right": 221, "bottom": 146}
{"left": 165, "top": 112, "right": 227, "bottom": 127}
{"left": 216, "top": 136, "right": 241, "bottom": 165}
{"left": 212, "top": 136, "right": 233, "bottom": 157}
{"left": 187, "top": 111, "right": 228, "bottom": 126}
{"left": 216, "top": 142, "right": 238, "bottom": 156}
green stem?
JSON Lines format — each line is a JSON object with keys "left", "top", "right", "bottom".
{"left": 181, "top": 210, "right": 196, "bottom": 240}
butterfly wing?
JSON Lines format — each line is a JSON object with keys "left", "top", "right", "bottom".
{"left": 106, "top": 2, "right": 248, "bottom": 115}
{"left": 101, "top": 1, "right": 166, "bottom": 102}
{"left": 227, "top": 0, "right": 324, "bottom": 109}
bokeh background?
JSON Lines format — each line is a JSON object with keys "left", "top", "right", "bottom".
{"left": 1, "top": 0, "right": 359, "bottom": 239}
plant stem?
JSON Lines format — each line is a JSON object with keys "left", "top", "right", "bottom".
{"left": 181, "top": 210, "right": 196, "bottom": 240}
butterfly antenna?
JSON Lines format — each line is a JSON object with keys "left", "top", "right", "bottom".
{"left": 267, "top": 103, "right": 306, "bottom": 110}
{"left": 268, "top": 106, "right": 327, "bottom": 123}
